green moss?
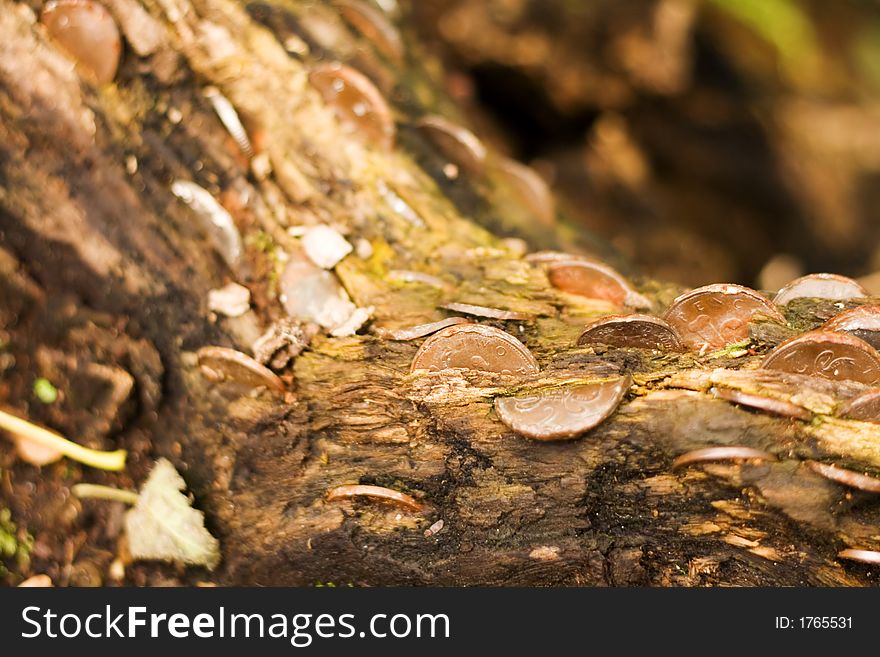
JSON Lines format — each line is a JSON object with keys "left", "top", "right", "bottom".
{"left": 33, "top": 377, "right": 58, "bottom": 404}
{"left": 0, "top": 507, "right": 33, "bottom": 578}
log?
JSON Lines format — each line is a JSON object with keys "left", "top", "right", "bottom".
{"left": 1, "top": 0, "right": 879, "bottom": 587}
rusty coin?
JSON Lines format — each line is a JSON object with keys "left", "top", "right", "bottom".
{"left": 822, "top": 305, "right": 880, "bottom": 350}
{"left": 760, "top": 330, "right": 880, "bottom": 385}
{"left": 197, "top": 346, "right": 285, "bottom": 392}
{"left": 410, "top": 324, "right": 538, "bottom": 374}
{"left": 773, "top": 273, "right": 867, "bottom": 306}
{"left": 577, "top": 314, "right": 683, "bottom": 351}
{"left": 837, "top": 389, "right": 880, "bottom": 423}
{"left": 805, "top": 460, "right": 880, "bottom": 493}
{"left": 662, "top": 284, "right": 785, "bottom": 352}
{"left": 335, "top": 0, "right": 403, "bottom": 62}
{"left": 494, "top": 376, "right": 631, "bottom": 441}
{"left": 415, "top": 115, "right": 487, "bottom": 175}
{"left": 547, "top": 260, "right": 650, "bottom": 309}
{"left": 440, "top": 302, "right": 534, "bottom": 321}
{"left": 41, "top": 0, "right": 122, "bottom": 85}
{"left": 309, "top": 63, "right": 395, "bottom": 150}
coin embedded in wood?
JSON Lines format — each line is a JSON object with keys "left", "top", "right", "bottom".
{"left": 838, "top": 548, "right": 880, "bottom": 565}
{"left": 662, "top": 284, "right": 785, "bottom": 352}
{"left": 335, "top": 0, "right": 403, "bottom": 62}
{"left": 309, "top": 63, "right": 395, "bottom": 150}
{"left": 773, "top": 273, "right": 867, "bottom": 306}
{"left": 711, "top": 387, "right": 811, "bottom": 421}
{"left": 440, "top": 302, "right": 534, "bottom": 321}
{"left": 41, "top": 0, "right": 122, "bottom": 85}
{"left": 410, "top": 324, "right": 538, "bottom": 374}
{"left": 547, "top": 261, "right": 650, "bottom": 309}
{"left": 837, "top": 389, "right": 880, "bottom": 423}
{"left": 496, "top": 157, "right": 555, "bottom": 226}
{"left": 672, "top": 446, "right": 776, "bottom": 469}
{"left": 822, "top": 305, "right": 880, "bottom": 350}
{"left": 760, "top": 331, "right": 880, "bottom": 385}
{"left": 415, "top": 115, "right": 487, "bottom": 175}
{"left": 197, "top": 346, "right": 285, "bottom": 392}
{"left": 577, "top": 314, "right": 683, "bottom": 351}
{"left": 805, "top": 460, "right": 880, "bottom": 493}
{"left": 494, "top": 376, "right": 631, "bottom": 441}
{"left": 375, "top": 316, "right": 471, "bottom": 341}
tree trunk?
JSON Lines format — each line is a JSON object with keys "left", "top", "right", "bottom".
{"left": 1, "top": 0, "right": 878, "bottom": 587}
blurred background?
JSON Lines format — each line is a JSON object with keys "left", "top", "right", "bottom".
{"left": 410, "top": 0, "right": 880, "bottom": 290}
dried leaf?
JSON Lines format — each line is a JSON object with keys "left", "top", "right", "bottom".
{"left": 124, "top": 459, "right": 220, "bottom": 570}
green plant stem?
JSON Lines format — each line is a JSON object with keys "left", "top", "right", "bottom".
{"left": 0, "top": 409, "right": 127, "bottom": 471}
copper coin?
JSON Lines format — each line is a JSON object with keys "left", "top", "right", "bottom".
{"left": 805, "top": 460, "right": 880, "bottom": 493}
{"left": 415, "top": 115, "right": 487, "bottom": 175}
{"left": 335, "top": 0, "right": 403, "bottom": 62}
{"left": 662, "top": 284, "right": 785, "bottom": 352}
{"left": 496, "top": 157, "right": 555, "bottom": 226}
{"left": 577, "top": 314, "right": 683, "bottom": 351}
{"left": 672, "top": 446, "right": 776, "bottom": 469}
{"left": 440, "top": 302, "right": 534, "bottom": 321}
{"left": 822, "top": 305, "right": 880, "bottom": 350}
{"left": 410, "top": 324, "right": 538, "bottom": 374}
{"left": 547, "top": 260, "right": 650, "bottom": 309}
{"left": 711, "top": 387, "right": 811, "bottom": 421}
{"left": 41, "top": 0, "right": 122, "bottom": 85}
{"left": 494, "top": 376, "right": 631, "bottom": 441}
{"left": 760, "top": 331, "right": 880, "bottom": 385}
{"left": 525, "top": 251, "right": 602, "bottom": 265}
{"left": 197, "top": 346, "right": 285, "bottom": 392}
{"left": 375, "top": 316, "right": 471, "bottom": 341}
{"left": 309, "top": 63, "right": 395, "bottom": 150}
{"left": 838, "top": 548, "right": 880, "bottom": 565}
{"left": 837, "top": 389, "right": 880, "bottom": 423}
{"left": 773, "top": 273, "right": 867, "bottom": 306}
{"left": 326, "top": 484, "right": 423, "bottom": 511}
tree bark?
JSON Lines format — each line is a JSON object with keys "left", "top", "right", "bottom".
{"left": 1, "top": 0, "right": 879, "bottom": 587}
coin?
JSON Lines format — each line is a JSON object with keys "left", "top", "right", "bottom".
{"left": 547, "top": 260, "right": 651, "bottom": 309}
{"left": 326, "top": 484, "right": 424, "bottom": 511}
{"left": 496, "top": 157, "right": 555, "bottom": 226}
{"left": 662, "top": 284, "right": 785, "bottom": 352}
{"left": 375, "top": 317, "right": 471, "bottom": 341}
{"left": 760, "top": 330, "right": 880, "bottom": 385}
{"left": 672, "top": 446, "right": 776, "bottom": 469}
{"left": 773, "top": 273, "right": 867, "bottom": 306}
{"left": 415, "top": 115, "right": 487, "bottom": 175}
{"left": 410, "top": 324, "right": 539, "bottom": 374}
{"left": 836, "top": 389, "right": 880, "bottom": 423}
{"left": 309, "top": 63, "right": 395, "bottom": 150}
{"left": 494, "top": 376, "right": 631, "bottom": 441}
{"left": 577, "top": 314, "right": 683, "bottom": 351}
{"left": 805, "top": 460, "right": 880, "bottom": 493}
{"left": 440, "top": 302, "right": 534, "bottom": 321}
{"left": 822, "top": 305, "right": 880, "bottom": 350}
{"left": 711, "top": 387, "right": 811, "bottom": 421}
{"left": 335, "top": 0, "right": 403, "bottom": 62}
{"left": 41, "top": 0, "right": 121, "bottom": 85}
{"left": 197, "top": 346, "right": 285, "bottom": 392}
{"left": 838, "top": 548, "right": 880, "bottom": 565}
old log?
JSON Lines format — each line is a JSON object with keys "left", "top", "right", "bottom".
{"left": 1, "top": 0, "right": 879, "bottom": 587}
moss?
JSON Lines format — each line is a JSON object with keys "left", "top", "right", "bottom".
{"left": 33, "top": 377, "right": 58, "bottom": 404}
{"left": 0, "top": 507, "right": 33, "bottom": 579}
